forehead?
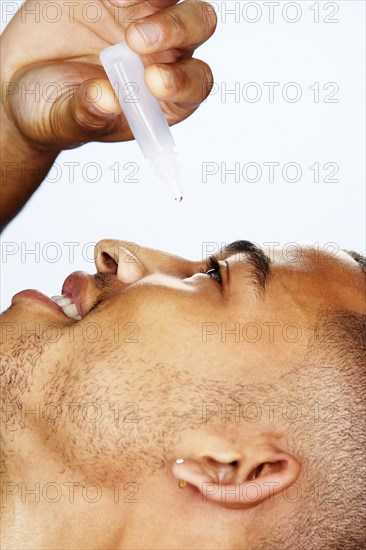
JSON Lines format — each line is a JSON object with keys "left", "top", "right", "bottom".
{"left": 270, "top": 244, "right": 359, "bottom": 269}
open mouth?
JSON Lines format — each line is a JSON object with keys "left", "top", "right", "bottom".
{"left": 50, "top": 294, "right": 82, "bottom": 321}
{"left": 53, "top": 270, "right": 96, "bottom": 321}
{"left": 12, "top": 271, "right": 97, "bottom": 322}
{"left": 12, "top": 250, "right": 134, "bottom": 322}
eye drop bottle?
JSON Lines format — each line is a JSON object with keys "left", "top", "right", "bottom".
{"left": 100, "top": 42, "right": 183, "bottom": 201}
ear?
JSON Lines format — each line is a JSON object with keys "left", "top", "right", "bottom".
{"left": 172, "top": 450, "right": 301, "bottom": 510}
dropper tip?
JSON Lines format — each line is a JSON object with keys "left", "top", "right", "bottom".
{"left": 175, "top": 196, "right": 183, "bottom": 203}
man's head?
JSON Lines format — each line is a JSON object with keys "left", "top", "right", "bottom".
{"left": 1, "top": 240, "right": 365, "bottom": 549}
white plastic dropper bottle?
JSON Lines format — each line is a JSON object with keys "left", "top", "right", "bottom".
{"left": 100, "top": 42, "right": 183, "bottom": 201}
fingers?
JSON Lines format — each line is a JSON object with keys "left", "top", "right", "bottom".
{"left": 125, "top": 0, "right": 217, "bottom": 54}
{"left": 145, "top": 58, "right": 213, "bottom": 105}
{"left": 107, "top": 0, "right": 178, "bottom": 8}
{"left": 48, "top": 79, "right": 127, "bottom": 147}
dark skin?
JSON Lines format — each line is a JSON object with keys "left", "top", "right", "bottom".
{"left": 0, "top": 0, "right": 217, "bottom": 228}
{"left": 1, "top": 238, "right": 364, "bottom": 549}
{"left": 1, "top": 3, "right": 365, "bottom": 549}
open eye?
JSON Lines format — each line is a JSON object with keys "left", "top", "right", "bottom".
{"left": 249, "top": 463, "right": 264, "bottom": 480}
{"left": 203, "top": 256, "right": 222, "bottom": 285}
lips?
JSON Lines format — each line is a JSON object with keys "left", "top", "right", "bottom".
{"left": 12, "top": 289, "right": 70, "bottom": 318}
{"left": 12, "top": 262, "right": 130, "bottom": 322}
{"left": 52, "top": 271, "right": 96, "bottom": 320}
{"left": 12, "top": 272, "right": 101, "bottom": 322}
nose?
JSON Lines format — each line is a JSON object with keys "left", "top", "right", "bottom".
{"left": 94, "top": 239, "right": 146, "bottom": 284}
{"left": 94, "top": 239, "right": 194, "bottom": 283}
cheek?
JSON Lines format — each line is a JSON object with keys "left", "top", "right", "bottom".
{"left": 35, "top": 318, "right": 221, "bottom": 486}
{"left": 55, "top": 281, "right": 234, "bottom": 381}
{"left": 75, "top": 282, "right": 218, "bottom": 346}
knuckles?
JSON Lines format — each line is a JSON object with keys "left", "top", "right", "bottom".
{"left": 185, "top": 0, "right": 218, "bottom": 37}
{"left": 149, "top": 0, "right": 218, "bottom": 47}
{"left": 160, "top": 9, "right": 188, "bottom": 45}
{"left": 160, "top": 58, "right": 214, "bottom": 104}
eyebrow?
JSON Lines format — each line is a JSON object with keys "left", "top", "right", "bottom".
{"left": 214, "top": 245, "right": 365, "bottom": 292}
{"left": 218, "top": 240, "right": 271, "bottom": 292}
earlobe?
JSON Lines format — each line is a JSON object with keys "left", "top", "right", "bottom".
{"left": 172, "top": 453, "right": 301, "bottom": 510}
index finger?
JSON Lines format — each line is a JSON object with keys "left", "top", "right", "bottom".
{"left": 125, "top": 0, "right": 217, "bottom": 54}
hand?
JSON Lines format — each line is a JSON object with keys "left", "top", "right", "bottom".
{"left": 1, "top": 0, "right": 217, "bottom": 151}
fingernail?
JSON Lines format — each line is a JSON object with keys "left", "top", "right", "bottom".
{"left": 89, "top": 99, "right": 119, "bottom": 116}
{"left": 146, "top": 66, "right": 174, "bottom": 96}
{"left": 85, "top": 83, "right": 120, "bottom": 115}
{"left": 157, "top": 67, "right": 174, "bottom": 89}
{"left": 132, "top": 22, "right": 161, "bottom": 48}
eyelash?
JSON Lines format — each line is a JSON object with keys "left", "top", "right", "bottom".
{"left": 203, "top": 256, "right": 222, "bottom": 285}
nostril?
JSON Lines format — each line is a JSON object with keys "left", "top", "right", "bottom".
{"left": 101, "top": 252, "right": 118, "bottom": 274}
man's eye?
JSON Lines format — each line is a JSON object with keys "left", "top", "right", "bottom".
{"left": 204, "top": 257, "right": 222, "bottom": 285}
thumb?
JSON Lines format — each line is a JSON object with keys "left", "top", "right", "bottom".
{"left": 50, "top": 78, "right": 125, "bottom": 148}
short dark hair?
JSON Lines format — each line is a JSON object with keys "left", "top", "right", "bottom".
{"left": 256, "top": 309, "right": 366, "bottom": 549}
{"left": 344, "top": 249, "right": 366, "bottom": 275}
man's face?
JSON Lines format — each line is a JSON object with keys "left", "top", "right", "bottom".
{"left": 3, "top": 239, "right": 364, "bottom": 364}
{"left": 2, "top": 240, "right": 365, "bottom": 548}
{"left": 1, "top": 240, "right": 364, "bottom": 478}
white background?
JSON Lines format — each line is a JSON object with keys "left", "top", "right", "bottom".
{"left": 1, "top": 0, "right": 365, "bottom": 308}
